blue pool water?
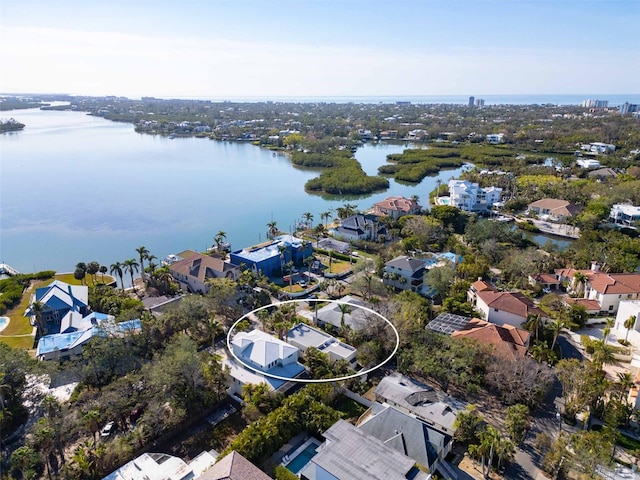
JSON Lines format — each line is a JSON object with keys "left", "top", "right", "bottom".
{"left": 286, "top": 443, "right": 319, "bottom": 474}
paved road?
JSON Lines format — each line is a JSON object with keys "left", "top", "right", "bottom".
{"left": 557, "top": 334, "right": 584, "bottom": 361}
{"left": 504, "top": 333, "right": 583, "bottom": 479}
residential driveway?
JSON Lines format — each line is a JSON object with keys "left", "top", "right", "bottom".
{"left": 503, "top": 335, "right": 584, "bottom": 480}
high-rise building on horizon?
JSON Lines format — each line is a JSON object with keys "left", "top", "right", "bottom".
{"left": 468, "top": 96, "right": 475, "bottom": 107}
{"left": 619, "top": 102, "right": 639, "bottom": 114}
{"left": 475, "top": 98, "right": 485, "bottom": 107}
{"left": 582, "top": 99, "right": 609, "bottom": 108}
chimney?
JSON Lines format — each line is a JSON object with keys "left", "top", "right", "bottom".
{"left": 591, "top": 261, "right": 600, "bottom": 272}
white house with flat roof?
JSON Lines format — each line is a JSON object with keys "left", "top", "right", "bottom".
{"left": 287, "top": 323, "right": 357, "bottom": 367}
{"left": 614, "top": 300, "right": 640, "bottom": 348}
{"left": 580, "top": 142, "right": 616, "bottom": 154}
{"left": 576, "top": 158, "right": 602, "bottom": 169}
{"left": 609, "top": 204, "right": 640, "bottom": 228}
{"left": 448, "top": 179, "right": 502, "bottom": 212}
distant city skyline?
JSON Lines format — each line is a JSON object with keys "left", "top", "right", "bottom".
{"left": 0, "top": 0, "right": 638, "bottom": 98}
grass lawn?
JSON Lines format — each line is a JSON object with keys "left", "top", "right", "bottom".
{"left": 618, "top": 433, "right": 640, "bottom": 452}
{"left": 283, "top": 282, "right": 313, "bottom": 293}
{"left": 0, "top": 280, "right": 42, "bottom": 350}
{"left": 334, "top": 395, "right": 367, "bottom": 421}
{"left": 49, "top": 273, "right": 115, "bottom": 287}
{"left": 317, "top": 256, "right": 353, "bottom": 275}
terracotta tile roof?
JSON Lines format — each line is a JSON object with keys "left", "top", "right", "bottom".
{"left": 471, "top": 280, "right": 494, "bottom": 292}
{"left": 452, "top": 318, "right": 529, "bottom": 361}
{"left": 373, "top": 196, "right": 420, "bottom": 213}
{"left": 530, "top": 273, "right": 560, "bottom": 284}
{"left": 587, "top": 273, "right": 640, "bottom": 295}
{"left": 564, "top": 297, "right": 602, "bottom": 312}
{"left": 554, "top": 268, "right": 599, "bottom": 283}
{"left": 477, "top": 290, "right": 547, "bottom": 318}
{"left": 199, "top": 451, "right": 272, "bottom": 480}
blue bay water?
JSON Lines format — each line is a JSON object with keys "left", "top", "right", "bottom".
{"left": 0, "top": 109, "right": 468, "bottom": 275}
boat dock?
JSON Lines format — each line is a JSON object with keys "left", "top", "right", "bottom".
{"left": 0, "top": 263, "right": 19, "bottom": 276}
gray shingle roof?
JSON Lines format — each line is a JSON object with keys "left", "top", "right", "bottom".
{"left": 385, "top": 255, "right": 427, "bottom": 272}
{"left": 300, "top": 420, "right": 425, "bottom": 480}
{"left": 358, "top": 405, "right": 443, "bottom": 470}
{"left": 374, "top": 373, "right": 467, "bottom": 435}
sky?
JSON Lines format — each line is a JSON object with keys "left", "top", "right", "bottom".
{"left": 0, "top": 0, "right": 638, "bottom": 99}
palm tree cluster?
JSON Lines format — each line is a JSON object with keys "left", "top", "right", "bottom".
{"left": 73, "top": 261, "right": 109, "bottom": 286}
{"left": 108, "top": 245, "right": 167, "bottom": 293}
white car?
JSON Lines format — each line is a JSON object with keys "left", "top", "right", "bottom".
{"left": 100, "top": 421, "right": 115, "bottom": 437}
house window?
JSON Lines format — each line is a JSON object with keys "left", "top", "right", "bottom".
{"left": 609, "top": 305, "right": 614, "bottom": 311}
{"left": 494, "top": 308, "right": 499, "bottom": 312}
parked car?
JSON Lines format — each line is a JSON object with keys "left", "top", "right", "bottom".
{"left": 100, "top": 421, "right": 115, "bottom": 437}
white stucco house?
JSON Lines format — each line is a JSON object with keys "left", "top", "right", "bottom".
{"left": 609, "top": 204, "right": 640, "bottom": 228}
{"left": 555, "top": 264, "right": 640, "bottom": 315}
{"left": 472, "top": 289, "right": 548, "bottom": 327}
{"left": 226, "top": 329, "right": 305, "bottom": 397}
{"left": 614, "top": 300, "right": 640, "bottom": 347}
{"left": 287, "top": 323, "right": 357, "bottom": 367}
{"left": 448, "top": 179, "right": 502, "bottom": 212}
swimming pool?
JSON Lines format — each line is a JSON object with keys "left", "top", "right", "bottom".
{"left": 285, "top": 443, "right": 319, "bottom": 474}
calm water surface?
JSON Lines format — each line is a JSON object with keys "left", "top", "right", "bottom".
{"left": 1, "top": 109, "right": 467, "bottom": 274}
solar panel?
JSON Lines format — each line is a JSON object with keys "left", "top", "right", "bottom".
{"left": 427, "top": 313, "right": 471, "bottom": 335}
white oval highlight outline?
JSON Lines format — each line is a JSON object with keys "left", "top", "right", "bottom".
{"left": 226, "top": 298, "right": 400, "bottom": 383}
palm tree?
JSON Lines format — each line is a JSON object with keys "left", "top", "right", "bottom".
{"left": 74, "top": 262, "right": 87, "bottom": 285}
{"left": 123, "top": 259, "right": 139, "bottom": 292}
{"left": 82, "top": 409, "right": 101, "bottom": 445}
{"left": 154, "top": 267, "right": 174, "bottom": 295}
{"left": 624, "top": 315, "right": 636, "bottom": 343}
{"left": 305, "top": 254, "right": 314, "bottom": 281}
{"left": 29, "top": 300, "right": 45, "bottom": 337}
{"left": 591, "top": 339, "right": 616, "bottom": 370}
{"left": 277, "top": 244, "right": 287, "bottom": 275}
{"left": 320, "top": 210, "right": 332, "bottom": 228}
{"left": 110, "top": 262, "right": 124, "bottom": 290}
{"left": 526, "top": 313, "right": 543, "bottom": 341}
{"left": 136, "top": 246, "right": 150, "bottom": 273}
{"left": 286, "top": 261, "right": 294, "bottom": 289}
{"left": 267, "top": 221, "right": 278, "bottom": 239}
{"left": 302, "top": 212, "right": 313, "bottom": 229}
{"left": 547, "top": 319, "right": 566, "bottom": 351}
{"left": 469, "top": 425, "right": 500, "bottom": 478}
{"left": 146, "top": 254, "right": 158, "bottom": 273}
{"left": 573, "top": 271, "right": 587, "bottom": 296}
{"left": 338, "top": 303, "right": 351, "bottom": 330}
{"left": 334, "top": 281, "right": 346, "bottom": 298}
{"left": 314, "top": 224, "right": 326, "bottom": 248}
{"left": 98, "top": 265, "right": 108, "bottom": 284}
{"left": 603, "top": 317, "right": 615, "bottom": 343}
{"left": 343, "top": 203, "right": 357, "bottom": 218}
{"left": 213, "top": 231, "right": 227, "bottom": 252}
